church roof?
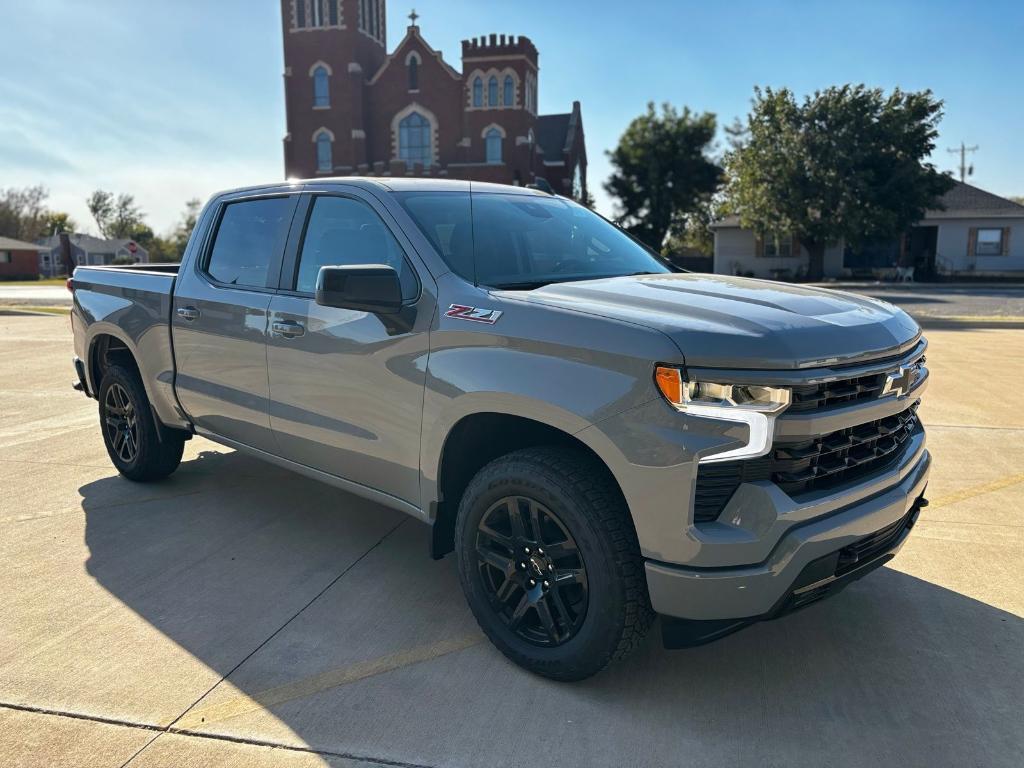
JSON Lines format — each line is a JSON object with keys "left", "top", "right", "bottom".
{"left": 536, "top": 113, "right": 571, "bottom": 160}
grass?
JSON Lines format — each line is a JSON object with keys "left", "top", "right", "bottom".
{"left": 0, "top": 277, "right": 68, "bottom": 287}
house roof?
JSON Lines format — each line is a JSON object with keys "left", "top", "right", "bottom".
{"left": 536, "top": 113, "right": 571, "bottom": 161}
{"left": 0, "top": 236, "right": 49, "bottom": 252}
{"left": 37, "top": 233, "right": 148, "bottom": 253}
{"left": 711, "top": 182, "right": 1024, "bottom": 229}
{"left": 926, "top": 181, "right": 1024, "bottom": 219}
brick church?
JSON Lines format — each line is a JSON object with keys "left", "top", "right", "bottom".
{"left": 280, "top": 1, "right": 588, "bottom": 200}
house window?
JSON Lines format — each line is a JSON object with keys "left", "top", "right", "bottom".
{"left": 399, "top": 111, "right": 432, "bottom": 165}
{"left": 485, "top": 128, "right": 503, "bottom": 164}
{"left": 313, "top": 66, "right": 329, "bottom": 107}
{"left": 761, "top": 235, "right": 793, "bottom": 257}
{"left": 408, "top": 55, "right": 419, "bottom": 90}
{"left": 472, "top": 77, "right": 483, "bottom": 107}
{"left": 975, "top": 228, "right": 1005, "bottom": 256}
{"left": 503, "top": 75, "right": 514, "bottom": 107}
{"left": 0, "top": 251, "right": 10, "bottom": 264}
{"left": 315, "top": 130, "right": 333, "bottom": 171}
{"left": 488, "top": 76, "right": 498, "bottom": 106}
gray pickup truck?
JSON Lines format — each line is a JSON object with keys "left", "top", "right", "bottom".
{"left": 71, "top": 179, "right": 930, "bottom": 680}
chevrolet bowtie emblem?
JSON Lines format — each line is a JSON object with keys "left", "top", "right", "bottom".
{"left": 881, "top": 365, "right": 915, "bottom": 399}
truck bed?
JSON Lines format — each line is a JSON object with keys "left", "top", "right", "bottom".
{"left": 70, "top": 264, "right": 183, "bottom": 431}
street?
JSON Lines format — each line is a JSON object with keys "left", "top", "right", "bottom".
{"left": 1, "top": 309, "right": 1022, "bottom": 767}
{"left": 839, "top": 284, "right": 1024, "bottom": 319}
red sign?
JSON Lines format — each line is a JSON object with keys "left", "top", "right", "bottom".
{"left": 127, "top": 242, "right": 138, "bottom": 254}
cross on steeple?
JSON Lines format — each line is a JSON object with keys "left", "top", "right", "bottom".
{"left": 408, "top": 8, "right": 419, "bottom": 27}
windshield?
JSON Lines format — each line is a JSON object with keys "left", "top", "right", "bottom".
{"left": 395, "top": 191, "right": 670, "bottom": 289}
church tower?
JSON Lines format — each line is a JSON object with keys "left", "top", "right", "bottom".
{"left": 281, "top": 0, "right": 389, "bottom": 177}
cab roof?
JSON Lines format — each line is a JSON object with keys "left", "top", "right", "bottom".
{"left": 214, "top": 177, "right": 550, "bottom": 198}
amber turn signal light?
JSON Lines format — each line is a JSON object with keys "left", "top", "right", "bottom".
{"left": 655, "top": 366, "right": 683, "bottom": 405}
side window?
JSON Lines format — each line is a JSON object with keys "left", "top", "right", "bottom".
{"left": 295, "top": 196, "right": 417, "bottom": 299}
{"left": 205, "top": 197, "right": 293, "bottom": 288}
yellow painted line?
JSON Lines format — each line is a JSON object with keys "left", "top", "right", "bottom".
{"left": 926, "top": 472, "right": 1024, "bottom": 510}
{"left": 176, "top": 632, "right": 483, "bottom": 730}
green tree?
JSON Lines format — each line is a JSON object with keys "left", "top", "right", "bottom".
{"left": 144, "top": 198, "right": 202, "bottom": 263}
{"left": 1010, "top": 196, "right": 1024, "bottom": 206}
{"left": 725, "top": 85, "right": 954, "bottom": 280}
{"left": 0, "top": 185, "right": 49, "bottom": 241}
{"left": 663, "top": 200, "right": 716, "bottom": 259}
{"left": 605, "top": 103, "right": 721, "bottom": 250}
{"left": 87, "top": 190, "right": 147, "bottom": 239}
{"left": 40, "top": 211, "right": 77, "bottom": 235}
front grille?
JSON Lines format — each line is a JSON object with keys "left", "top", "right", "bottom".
{"left": 693, "top": 406, "right": 919, "bottom": 523}
{"left": 788, "top": 372, "right": 886, "bottom": 413}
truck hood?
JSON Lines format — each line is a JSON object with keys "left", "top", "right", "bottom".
{"left": 510, "top": 273, "right": 921, "bottom": 370}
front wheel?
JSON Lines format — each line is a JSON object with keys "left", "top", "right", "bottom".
{"left": 455, "top": 447, "right": 653, "bottom": 681}
{"left": 98, "top": 365, "right": 185, "bottom": 481}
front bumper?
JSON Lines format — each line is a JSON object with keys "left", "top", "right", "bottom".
{"left": 646, "top": 444, "right": 930, "bottom": 634}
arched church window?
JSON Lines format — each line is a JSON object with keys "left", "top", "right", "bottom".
{"left": 488, "top": 76, "right": 498, "bottom": 107}
{"left": 399, "top": 111, "right": 432, "bottom": 165}
{"left": 313, "top": 66, "right": 330, "bottom": 107}
{"left": 472, "top": 77, "right": 483, "bottom": 107}
{"left": 315, "top": 130, "right": 333, "bottom": 172}
{"left": 485, "top": 128, "right": 503, "bottom": 164}
{"left": 408, "top": 56, "right": 419, "bottom": 90}
{"left": 503, "top": 76, "right": 514, "bottom": 107}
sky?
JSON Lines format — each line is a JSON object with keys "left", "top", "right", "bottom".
{"left": 2, "top": 0, "right": 1022, "bottom": 235}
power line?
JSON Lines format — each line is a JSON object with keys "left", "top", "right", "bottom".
{"left": 947, "top": 142, "right": 979, "bottom": 182}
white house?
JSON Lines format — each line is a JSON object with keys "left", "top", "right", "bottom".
{"left": 711, "top": 182, "right": 1024, "bottom": 280}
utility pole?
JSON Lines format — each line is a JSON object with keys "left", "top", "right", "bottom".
{"left": 947, "top": 142, "right": 979, "bottom": 182}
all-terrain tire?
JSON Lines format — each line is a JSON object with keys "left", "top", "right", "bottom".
{"left": 455, "top": 446, "right": 653, "bottom": 681}
{"left": 98, "top": 364, "right": 185, "bottom": 482}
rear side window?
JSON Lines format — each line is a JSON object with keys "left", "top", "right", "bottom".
{"left": 206, "top": 197, "right": 293, "bottom": 288}
{"left": 294, "top": 195, "right": 417, "bottom": 299}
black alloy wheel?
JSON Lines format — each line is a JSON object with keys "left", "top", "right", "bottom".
{"left": 103, "top": 382, "right": 139, "bottom": 463}
{"left": 476, "top": 495, "right": 588, "bottom": 646}
{"left": 455, "top": 447, "right": 653, "bottom": 680}
{"left": 98, "top": 364, "right": 186, "bottom": 482}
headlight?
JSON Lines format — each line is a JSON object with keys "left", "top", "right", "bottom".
{"left": 655, "top": 366, "right": 791, "bottom": 463}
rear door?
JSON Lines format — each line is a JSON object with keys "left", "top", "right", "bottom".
{"left": 172, "top": 192, "right": 298, "bottom": 451}
{"left": 265, "top": 187, "right": 434, "bottom": 505}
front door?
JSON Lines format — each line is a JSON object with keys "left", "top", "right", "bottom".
{"left": 910, "top": 226, "right": 939, "bottom": 280}
{"left": 266, "top": 190, "right": 433, "bottom": 505}
{"left": 172, "top": 194, "right": 298, "bottom": 451}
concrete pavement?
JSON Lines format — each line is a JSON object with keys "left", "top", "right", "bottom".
{"left": 1, "top": 313, "right": 1021, "bottom": 767}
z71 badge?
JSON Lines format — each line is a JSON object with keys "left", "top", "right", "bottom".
{"left": 445, "top": 304, "right": 503, "bottom": 324}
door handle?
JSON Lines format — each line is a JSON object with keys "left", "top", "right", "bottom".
{"left": 271, "top": 320, "right": 306, "bottom": 338}
{"left": 177, "top": 306, "right": 200, "bottom": 321}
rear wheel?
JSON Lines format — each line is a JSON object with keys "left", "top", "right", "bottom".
{"left": 98, "top": 365, "right": 185, "bottom": 481}
{"left": 455, "top": 447, "right": 653, "bottom": 681}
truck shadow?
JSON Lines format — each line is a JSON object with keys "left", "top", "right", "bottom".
{"left": 78, "top": 449, "right": 1023, "bottom": 766}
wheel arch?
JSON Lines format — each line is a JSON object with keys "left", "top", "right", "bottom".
{"left": 86, "top": 326, "right": 190, "bottom": 440}
{"left": 427, "top": 410, "right": 630, "bottom": 560}
{"left": 88, "top": 330, "right": 142, "bottom": 396}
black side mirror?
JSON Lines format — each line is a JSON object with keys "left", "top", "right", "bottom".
{"left": 315, "top": 264, "right": 403, "bottom": 314}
